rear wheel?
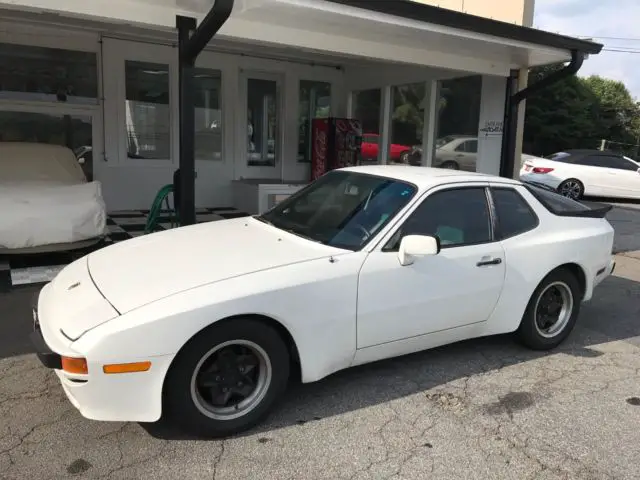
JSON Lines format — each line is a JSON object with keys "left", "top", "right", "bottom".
{"left": 163, "top": 318, "right": 290, "bottom": 438}
{"left": 516, "top": 269, "right": 581, "bottom": 350}
{"left": 557, "top": 179, "right": 584, "bottom": 200}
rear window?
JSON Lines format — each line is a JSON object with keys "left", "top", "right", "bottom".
{"left": 545, "top": 152, "right": 572, "bottom": 163}
{"left": 524, "top": 184, "right": 591, "bottom": 214}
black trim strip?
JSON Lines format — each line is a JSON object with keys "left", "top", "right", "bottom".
{"left": 325, "top": 0, "right": 602, "bottom": 55}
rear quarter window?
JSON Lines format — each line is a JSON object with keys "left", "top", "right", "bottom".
{"left": 491, "top": 188, "right": 539, "bottom": 239}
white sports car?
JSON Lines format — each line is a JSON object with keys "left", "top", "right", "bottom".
{"left": 520, "top": 149, "right": 640, "bottom": 200}
{"left": 31, "top": 166, "right": 616, "bottom": 437}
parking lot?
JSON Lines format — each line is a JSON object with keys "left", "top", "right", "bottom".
{"left": 2, "top": 205, "right": 640, "bottom": 480}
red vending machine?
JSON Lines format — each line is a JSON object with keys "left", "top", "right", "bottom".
{"left": 311, "top": 118, "right": 363, "bottom": 181}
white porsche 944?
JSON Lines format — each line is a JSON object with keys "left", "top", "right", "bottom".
{"left": 31, "top": 166, "right": 616, "bottom": 437}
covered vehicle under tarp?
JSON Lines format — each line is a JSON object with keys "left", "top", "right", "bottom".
{"left": 0, "top": 142, "right": 107, "bottom": 252}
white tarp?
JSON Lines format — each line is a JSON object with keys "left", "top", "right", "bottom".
{"left": 0, "top": 181, "right": 107, "bottom": 249}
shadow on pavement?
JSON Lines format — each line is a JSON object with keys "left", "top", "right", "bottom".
{"left": 140, "top": 273, "right": 640, "bottom": 441}
{"left": 2, "top": 271, "right": 638, "bottom": 442}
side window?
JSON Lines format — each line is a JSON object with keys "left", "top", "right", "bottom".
{"left": 467, "top": 140, "right": 478, "bottom": 153}
{"left": 384, "top": 187, "right": 492, "bottom": 250}
{"left": 579, "top": 154, "right": 615, "bottom": 168}
{"left": 491, "top": 188, "right": 539, "bottom": 240}
{"left": 454, "top": 141, "right": 468, "bottom": 152}
{"left": 607, "top": 156, "right": 638, "bottom": 171}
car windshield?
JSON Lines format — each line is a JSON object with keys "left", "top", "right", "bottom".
{"left": 257, "top": 170, "right": 417, "bottom": 251}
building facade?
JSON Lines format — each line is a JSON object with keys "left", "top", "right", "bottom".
{"left": 0, "top": 0, "right": 594, "bottom": 213}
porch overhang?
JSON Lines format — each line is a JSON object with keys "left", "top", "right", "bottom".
{"left": 0, "top": 0, "right": 602, "bottom": 76}
{"left": 215, "top": 0, "right": 603, "bottom": 76}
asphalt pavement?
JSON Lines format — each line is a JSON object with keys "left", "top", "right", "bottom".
{"left": 1, "top": 206, "right": 640, "bottom": 480}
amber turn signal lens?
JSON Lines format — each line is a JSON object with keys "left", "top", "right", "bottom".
{"left": 61, "top": 356, "right": 88, "bottom": 375}
{"left": 102, "top": 361, "right": 152, "bottom": 374}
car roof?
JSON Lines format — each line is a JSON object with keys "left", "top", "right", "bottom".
{"left": 340, "top": 165, "right": 521, "bottom": 189}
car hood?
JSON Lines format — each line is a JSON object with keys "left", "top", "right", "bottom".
{"left": 87, "top": 217, "right": 345, "bottom": 313}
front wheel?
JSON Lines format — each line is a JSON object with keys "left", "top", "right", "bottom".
{"left": 163, "top": 318, "right": 290, "bottom": 438}
{"left": 557, "top": 179, "right": 584, "bottom": 200}
{"left": 516, "top": 269, "right": 581, "bottom": 350}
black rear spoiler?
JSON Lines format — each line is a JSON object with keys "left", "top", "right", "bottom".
{"left": 522, "top": 180, "right": 613, "bottom": 219}
{"left": 555, "top": 202, "right": 612, "bottom": 218}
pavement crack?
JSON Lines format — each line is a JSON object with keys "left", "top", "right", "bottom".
{"left": 212, "top": 440, "right": 225, "bottom": 480}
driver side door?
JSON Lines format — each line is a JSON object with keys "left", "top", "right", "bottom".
{"left": 356, "top": 184, "right": 506, "bottom": 349}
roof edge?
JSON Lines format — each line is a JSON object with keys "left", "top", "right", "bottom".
{"left": 325, "top": 0, "right": 603, "bottom": 55}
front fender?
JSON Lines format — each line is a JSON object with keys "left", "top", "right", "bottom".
{"left": 72, "top": 254, "right": 366, "bottom": 383}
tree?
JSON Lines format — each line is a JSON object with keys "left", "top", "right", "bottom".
{"left": 523, "top": 65, "right": 640, "bottom": 158}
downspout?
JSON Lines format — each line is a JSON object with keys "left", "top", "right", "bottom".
{"left": 500, "top": 50, "right": 585, "bottom": 178}
{"left": 176, "top": 0, "right": 235, "bottom": 226}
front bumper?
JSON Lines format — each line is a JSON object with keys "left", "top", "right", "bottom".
{"left": 30, "top": 291, "right": 174, "bottom": 423}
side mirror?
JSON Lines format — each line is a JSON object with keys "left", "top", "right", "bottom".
{"left": 398, "top": 235, "right": 440, "bottom": 266}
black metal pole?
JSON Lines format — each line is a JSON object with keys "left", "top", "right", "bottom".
{"left": 174, "top": 1, "right": 234, "bottom": 227}
{"left": 500, "top": 50, "right": 585, "bottom": 178}
{"left": 177, "top": 16, "right": 197, "bottom": 226}
{"left": 500, "top": 70, "right": 519, "bottom": 178}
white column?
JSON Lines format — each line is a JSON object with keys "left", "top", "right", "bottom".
{"left": 420, "top": 80, "right": 440, "bottom": 167}
{"left": 476, "top": 75, "right": 507, "bottom": 176}
{"left": 379, "top": 85, "right": 392, "bottom": 165}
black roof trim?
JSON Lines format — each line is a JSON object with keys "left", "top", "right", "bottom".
{"left": 326, "top": 0, "right": 603, "bottom": 55}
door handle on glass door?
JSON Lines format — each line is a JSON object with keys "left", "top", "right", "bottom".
{"left": 477, "top": 257, "right": 502, "bottom": 267}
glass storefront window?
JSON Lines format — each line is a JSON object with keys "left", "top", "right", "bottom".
{"left": 352, "top": 89, "right": 381, "bottom": 165}
{"left": 0, "top": 43, "right": 97, "bottom": 104}
{"left": 434, "top": 75, "right": 482, "bottom": 172}
{"left": 194, "top": 68, "right": 222, "bottom": 161}
{"left": 297, "top": 80, "right": 331, "bottom": 163}
{"left": 247, "top": 78, "right": 278, "bottom": 167}
{"left": 0, "top": 110, "right": 94, "bottom": 180}
{"left": 124, "top": 60, "right": 171, "bottom": 160}
{"left": 390, "top": 83, "right": 426, "bottom": 166}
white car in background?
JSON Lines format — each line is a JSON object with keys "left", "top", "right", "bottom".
{"left": 520, "top": 149, "right": 640, "bottom": 200}
{"left": 31, "top": 166, "right": 615, "bottom": 438}
{"left": 432, "top": 135, "right": 478, "bottom": 171}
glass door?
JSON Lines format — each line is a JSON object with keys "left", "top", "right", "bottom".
{"left": 238, "top": 70, "right": 283, "bottom": 180}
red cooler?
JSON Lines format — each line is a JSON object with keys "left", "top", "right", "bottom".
{"left": 311, "top": 118, "right": 363, "bottom": 181}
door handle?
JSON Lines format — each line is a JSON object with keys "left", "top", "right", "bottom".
{"left": 477, "top": 257, "right": 502, "bottom": 267}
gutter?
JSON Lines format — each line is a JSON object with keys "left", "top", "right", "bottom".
{"left": 176, "top": 0, "right": 235, "bottom": 226}
{"left": 500, "top": 50, "right": 585, "bottom": 178}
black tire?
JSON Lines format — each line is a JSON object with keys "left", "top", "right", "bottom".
{"left": 440, "top": 160, "right": 459, "bottom": 170}
{"left": 557, "top": 179, "right": 584, "bottom": 200}
{"left": 516, "top": 268, "right": 582, "bottom": 350}
{"left": 163, "top": 318, "right": 290, "bottom": 438}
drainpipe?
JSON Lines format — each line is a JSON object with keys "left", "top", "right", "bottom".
{"left": 176, "top": 0, "right": 234, "bottom": 226}
{"left": 500, "top": 50, "right": 584, "bottom": 178}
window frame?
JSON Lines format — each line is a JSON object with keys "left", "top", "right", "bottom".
{"left": 380, "top": 184, "right": 497, "bottom": 252}
{"left": 488, "top": 186, "right": 540, "bottom": 241}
